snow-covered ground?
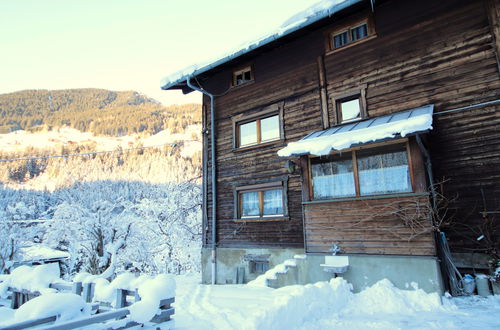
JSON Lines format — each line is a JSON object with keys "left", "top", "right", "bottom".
{"left": 1, "top": 271, "right": 499, "bottom": 329}
{"left": 0, "top": 125, "right": 201, "bottom": 153}
{"left": 170, "top": 274, "right": 500, "bottom": 330}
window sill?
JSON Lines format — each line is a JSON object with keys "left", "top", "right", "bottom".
{"left": 326, "top": 34, "right": 377, "bottom": 55}
{"left": 233, "top": 216, "right": 290, "bottom": 223}
{"left": 230, "top": 80, "right": 255, "bottom": 91}
{"left": 302, "top": 192, "right": 429, "bottom": 205}
{"left": 233, "top": 139, "right": 284, "bottom": 153}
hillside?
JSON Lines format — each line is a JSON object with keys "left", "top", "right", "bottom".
{"left": 0, "top": 89, "right": 201, "bottom": 136}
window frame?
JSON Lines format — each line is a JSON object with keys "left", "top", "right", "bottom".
{"left": 331, "top": 86, "right": 368, "bottom": 125}
{"left": 307, "top": 139, "right": 417, "bottom": 201}
{"left": 325, "top": 15, "right": 376, "bottom": 54}
{"left": 232, "top": 103, "right": 285, "bottom": 151}
{"left": 232, "top": 65, "right": 254, "bottom": 87}
{"left": 233, "top": 179, "right": 289, "bottom": 222}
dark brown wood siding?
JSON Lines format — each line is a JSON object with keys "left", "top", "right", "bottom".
{"left": 304, "top": 195, "right": 435, "bottom": 255}
{"left": 201, "top": 0, "right": 500, "bottom": 253}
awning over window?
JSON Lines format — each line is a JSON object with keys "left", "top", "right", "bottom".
{"left": 278, "top": 104, "right": 434, "bottom": 157}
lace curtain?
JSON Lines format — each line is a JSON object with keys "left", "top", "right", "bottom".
{"left": 263, "top": 189, "right": 283, "bottom": 215}
{"left": 359, "top": 165, "right": 410, "bottom": 195}
{"left": 313, "top": 173, "right": 356, "bottom": 198}
{"left": 241, "top": 191, "right": 259, "bottom": 217}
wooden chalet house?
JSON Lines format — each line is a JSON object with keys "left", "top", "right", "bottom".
{"left": 162, "top": 0, "right": 500, "bottom": 293}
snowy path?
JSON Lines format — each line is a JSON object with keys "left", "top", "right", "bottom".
{"left": 164, "top": 275, "right": 500, "bottom": 330}
{"left": 173, "top": 276, "right": 275, "bottom": 329}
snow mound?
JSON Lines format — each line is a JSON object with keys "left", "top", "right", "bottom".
{"left": 253, "top": 278, "right": 354, "bottom": 329}
{"left": 0, "top": 293, "right": 89, "bottom": 326}
{"left": 344, "top": 279, "right": 443, "bottom": 315}
{"left": 129, "top": 274, "right": 176, "bottom": 323}
{"left": 0, "top": 264, "right": 60, "bottom": 297}
{"left": 253, "top": 278, "right": 449, "bottom": 329}
{"left": 73, "top": 272, "right": 175, "bottom": 323}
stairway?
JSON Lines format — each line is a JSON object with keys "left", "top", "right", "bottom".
{"left": 248, "top": 254, "right": 308, "bottom": 289}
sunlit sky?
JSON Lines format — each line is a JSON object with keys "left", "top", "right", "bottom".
{"left": 0, "top": 0, "right": 318, "bottom": 105}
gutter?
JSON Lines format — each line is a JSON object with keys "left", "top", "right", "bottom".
{"left": 186, "top": 78, "right": 217, "bottom": 285}
{"left": 160, "top": 0, "right": 364, "bottom": 90}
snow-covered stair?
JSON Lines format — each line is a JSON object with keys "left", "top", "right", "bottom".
{"left": 248, "top": 255, "right": 307, "bottom": 289}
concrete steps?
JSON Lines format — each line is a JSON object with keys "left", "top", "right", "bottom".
{"left": 265, "top": 255, "right": 307, "bottom": 289}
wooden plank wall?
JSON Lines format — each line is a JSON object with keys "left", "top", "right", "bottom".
{"left": 201, "top": 0, "right": 500, "bottom": 254}
{"left": 304, "top": 195, "right": 435, "bottom": 255}
{"left": 201, "top": 31, "right": 326, "bottom": 248}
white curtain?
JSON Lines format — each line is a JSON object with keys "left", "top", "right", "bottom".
{"left": 242, "top": 191, "right": 259, "bottom": 216}
{"left": 263, "top": 189, "right": 283, "bottom": 215}
{"left": 359, "top": 165, "right": 410, "bottom": 195}
{"left": 313, "top": 173, "right": 356, "bottom": 198}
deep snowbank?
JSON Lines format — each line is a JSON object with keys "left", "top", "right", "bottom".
{"left": 172, "top": 275, "right": 483, "bottom": 330}
{"left": 251, "top": 278, "right": 445, "bottom": 329}
{"left": 0, "top": 293, "right": 89, "bottom": 326}
{"left": 0, "top": 263, "right": 60, "bottom": 297}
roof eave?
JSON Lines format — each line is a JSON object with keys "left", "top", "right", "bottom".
{"left": 161, "top": 0, "right": 365, "bottom": 91}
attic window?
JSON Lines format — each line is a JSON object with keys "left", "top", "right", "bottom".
{"left": 233, "top": 66, "right": 253, "bottom": 86}
{"left": 327, "top": 17, "right": 375, "bottom": 52}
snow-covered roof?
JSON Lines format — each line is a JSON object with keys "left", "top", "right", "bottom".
{"left": 160, "top": 0, "right": 363, "bottom": 90}
{"left": 278, "top": 105, "right": 434, "bottom": 157}
{"left": 19, "top": 245, "right": 70, "bottom": 262}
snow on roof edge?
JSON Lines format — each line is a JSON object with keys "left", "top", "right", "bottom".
{"left": 160, "top": 0, "right": 363, "bottom": 90}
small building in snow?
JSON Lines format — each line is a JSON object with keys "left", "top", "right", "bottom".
{"left": 15, "top": 245, "right": 70, "bottom": 268}
{"left": 161, "top": 0, "right": 500, "bottom": 293}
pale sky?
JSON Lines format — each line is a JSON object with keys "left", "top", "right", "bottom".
{"left": 0, "top": 0, "right": 318, "bottom": 105}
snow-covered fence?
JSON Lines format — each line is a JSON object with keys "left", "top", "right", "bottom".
{"left": 0, "top": 269, "right": 176, "bottom": 329}
{"left": 0, "top": 296, "right": 174, "bottom": 330}
{"left": 4, "top": 281, "right": 80, "bottom": 309}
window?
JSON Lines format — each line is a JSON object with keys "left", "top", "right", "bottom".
{"left": 339, "top": 97, "right": 362, "bottom": 122}
{"left": 233, "top": 66, "right": 253, "bottom": 86}
{"left": 232, "top": 104, "right": 284, "bottom": 149}
{"left": 331, "top": 87, "right": 367, "bottom": 124}
{"left": 238, "top": 115, "right": 280, "bottom": 147}
{"left": 311, "top": 143, "right": 412, "bottom": 200}
{"left": 235, "top": 181, "right": 288, "bottom": 221}
{"left": 327, "top": 16, "right": 375, "bottom": 52}
{"left": 250, "top": 261, "right": 269, "bottom": 274}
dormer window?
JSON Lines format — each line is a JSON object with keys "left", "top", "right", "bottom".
{"left": 233, "top": 66, "right": 253, "bottom": 86}
{"left": 327, "top": 16, "right": 375, "bottom": 53}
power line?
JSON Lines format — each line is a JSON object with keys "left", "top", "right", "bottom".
{"left": 0, "top": 141, "right": 196, "bottom": 163}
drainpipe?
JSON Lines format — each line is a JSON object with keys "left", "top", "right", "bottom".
{"left": 416, "top": 134, "right": 437, "bottom": 210}
{"left": 187, "top": 78, "right": 217, "bottom": 285}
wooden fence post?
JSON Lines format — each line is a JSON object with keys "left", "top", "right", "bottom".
{"left": 72, "top": 282, "right": 82, "bottom": 295}
{"left": 115, "top": 289, "right": 127, "bottom": 308}
{"left": 82, "top": 283, "right": 95, "bottom": 303}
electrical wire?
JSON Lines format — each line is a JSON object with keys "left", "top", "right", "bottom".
{"left": 0, "top": 141, "right": 199, "bottom": 163}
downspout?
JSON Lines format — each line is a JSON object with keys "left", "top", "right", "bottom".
{"left": 187, "top": 78, "right": 217, "bottom": 285}
{"left": 416, "top": 134, "right": 437, "bottom": 210}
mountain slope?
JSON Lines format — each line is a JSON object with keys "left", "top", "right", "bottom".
{"left": 0, "top": 89, "right": 201, "bottom": 136}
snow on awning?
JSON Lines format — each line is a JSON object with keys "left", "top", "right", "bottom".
{"left": 278, "top": 105, "right": 434, "bottom": 157}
